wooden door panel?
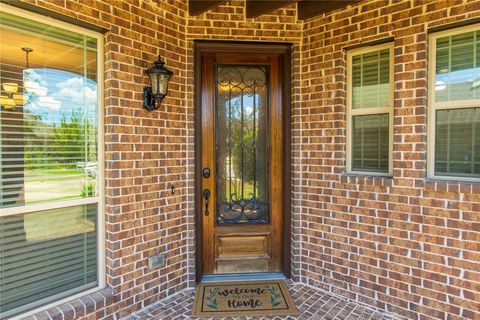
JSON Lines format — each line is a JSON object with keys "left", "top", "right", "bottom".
{"left": 217, "top": 259, "right": 270, "bottom": 274}
{"left": 217, "top": 233, "right": 271, "bottom": 259}
{"left": 200, "top": 50, "right": 284, "bottom": 275}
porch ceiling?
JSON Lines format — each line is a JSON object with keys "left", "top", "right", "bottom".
{"left": 188, "top": 0, "right": 359, "bottom": 19}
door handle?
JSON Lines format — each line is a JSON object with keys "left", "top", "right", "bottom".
{"left": 203, "top": 189, "right": 210, "bottom": 216}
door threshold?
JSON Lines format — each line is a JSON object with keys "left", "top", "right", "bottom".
{"left": 201, "top": 272, "right": 287, "bottom": 283}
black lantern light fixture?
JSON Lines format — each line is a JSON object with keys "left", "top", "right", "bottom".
{"left": 143, "top": 56, "right": 173, "bottom": 111}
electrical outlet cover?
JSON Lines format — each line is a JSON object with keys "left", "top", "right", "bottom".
{"left": 148, "top": 253, "right": 166, "bottom": 269}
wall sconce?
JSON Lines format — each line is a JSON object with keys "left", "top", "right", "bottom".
{"left": 143, "top": 56, "right": 173, "bottom": 111}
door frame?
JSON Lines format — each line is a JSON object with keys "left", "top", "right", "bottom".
{"left": 194, "top": 41, "right": 292, "bottom": 281}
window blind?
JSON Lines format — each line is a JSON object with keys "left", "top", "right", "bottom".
{"left": 0, "top": 204, "right": 97, "bottom": 315}
{"left": 352, "top": 114, "right": 389, "bottom": 172}
{"left": 435, "top": 108, "right": 480, "bottom": 177}
{"left": 435, "top": 31, "right": 480, "bottom": 102}
{"left": 352, "top": 49, "right": 390, "bottom": 109}
{"left": 433, "top": 29, "right": 480, "bottom": 178}
{"left": 349, "top": 47, "right": 391, "bottom": 174}
{"left": 1, "top": 61, "right": 98, "bottom": 208}
{"left": 0, "top": 9, "right": 100, "bottom": 317}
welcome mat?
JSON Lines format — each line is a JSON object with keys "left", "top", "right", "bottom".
{"left": 192, "top": 280, "right": 297, "bottom": 318}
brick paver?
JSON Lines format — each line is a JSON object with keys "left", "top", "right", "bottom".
{"left": 124, "top": 282, "right": 397, "bottom": 320}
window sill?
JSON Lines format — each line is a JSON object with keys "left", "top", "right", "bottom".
{"left": 427, "top": 175, "right": 480, "bottom": 184}
{"left": 11, "top": 287, "right": 112, "bottom": 320}
{"left": 424, "top": 177, "right": 480, "bottom": 193}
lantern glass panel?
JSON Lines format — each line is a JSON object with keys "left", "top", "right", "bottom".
{"left": 148, "top": 72, "right": 159, "bottom": 96}
{"left": 159, "top": 73, "right": 170, "bottom": 95}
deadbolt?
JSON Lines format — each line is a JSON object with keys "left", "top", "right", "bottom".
{"left": 202, "top": 167, "right": 210, "bottom": 178}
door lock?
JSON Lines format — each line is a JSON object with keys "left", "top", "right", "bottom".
{"left": 203, "top": 189, "right": 210, "bottom": 216}
{"left": 202, "top": 167, "right": 210, "bottom": 178}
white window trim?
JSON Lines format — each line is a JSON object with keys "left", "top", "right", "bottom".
{"left": 0, "top": 3, "right": 105, "bottom": 319}
{"left": 346, "top": 42, "right": 394, "bottom": 177}
{"left": 427, "top": 23, "right": 480, "bottom": 182}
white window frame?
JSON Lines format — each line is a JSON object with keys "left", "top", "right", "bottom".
{"left": 346, "top": 43, "right": 394, "bottom": 176}
{"left": 428, "top": 24, "right": 480, "bottom": 182}
{"left": 0, "top": 4, "right": 105, "bottom": 319}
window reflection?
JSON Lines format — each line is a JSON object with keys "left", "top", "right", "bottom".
{"left": 0, "top": 17, "right": 98, "bottom": 208}
{"left": 21, "top": 68, "right": 98, "bottom": 204}
{"left": 352, "top": 49, "right": 390, "bottom": 109}
{"left": 435, "top": 67, "right": 480, "bottom": 101}
{"left": 435, "top": 31, "right": 480, "bottom": 102}
{"left": 0, "top": 9, "right": 99, "bottom": 316}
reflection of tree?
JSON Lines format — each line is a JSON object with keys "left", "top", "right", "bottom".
{"left": 24, "top": 113, "right": 46, "bottom": 166}
{"left": 54, "top": 110, "right": 96, "bottom": 167}
{"left": 24, "top": 110, "right": 95, "bottom": 169}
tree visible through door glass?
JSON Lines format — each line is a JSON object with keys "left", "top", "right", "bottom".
{"left": 215, "top": 65, "right": 269, "bottom": 224}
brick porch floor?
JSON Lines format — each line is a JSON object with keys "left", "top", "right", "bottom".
{"left": 125, "top": 281, "right": 397, "bottom": 320}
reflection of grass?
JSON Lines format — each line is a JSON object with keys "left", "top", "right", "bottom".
{"left": 26, "top": 168, "right": 84, "bottom": 180}
{"left": 24, "top": 205, "right": 96, "bottom": 241}
{"left": 24, "top": 168, "right": 94, "bottom": 204}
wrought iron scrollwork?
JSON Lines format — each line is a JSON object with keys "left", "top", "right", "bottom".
{"left": 215, "top": 65, "right": 269, "bottom": 225}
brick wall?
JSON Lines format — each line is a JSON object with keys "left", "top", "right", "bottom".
{"left": 14, "top": 1, "right": 307, "bottom": 320}
{"left": 7, "top": 1, "right": 480, "bottom": 320}
{"left": 184, "top": 0, "right": 304, "bottom": 286}
{"left": 17, "top": 1, "right": 190, "bottom": 319}
{"left": 300, "top": 0, "right": 480, "bottom": 319}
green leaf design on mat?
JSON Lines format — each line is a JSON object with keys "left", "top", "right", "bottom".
{"left": 206, "top": 288, "right": 218, "bottom": 309}
{"left": 265, "top": 285, "right": 282, "bottom": 307}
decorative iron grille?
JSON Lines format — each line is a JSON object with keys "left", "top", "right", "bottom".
{"left": 215, "top": 65, "right": 270, "bottom": 224}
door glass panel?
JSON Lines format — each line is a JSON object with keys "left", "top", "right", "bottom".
{"left": 215, "top": 65, "right": 269, "bottom": 224}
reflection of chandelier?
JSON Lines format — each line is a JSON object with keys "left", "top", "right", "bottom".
{"left": 0, "top": 48, "right": 32, "bottom": 110}
{"left": 0, "top": 82, "right": 23, "bottom": 109}
{"left": 2, "top": 82, "right": 17, "bottom": 93}
{"left": 22, "top": 47, "right": 48, "bottom": 100}
{"left": 0, "top": 83, "right": 17, "bottom": 108}
{"left": 23, "top": 47, "right": 49, "bottom": 101}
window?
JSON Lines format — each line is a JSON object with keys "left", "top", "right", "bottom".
{"left": 0, "top": 4, "right": 104, "bottom": 317}
{"left": 347, "top": 43, "right": 394, "bottom": 175}
{"left": 429, "top": 25, "right": 480, "bottom": 180}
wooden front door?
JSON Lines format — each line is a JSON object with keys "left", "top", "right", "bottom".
{"left": 197, "top": 43, "right": 289, "bottom": 275}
